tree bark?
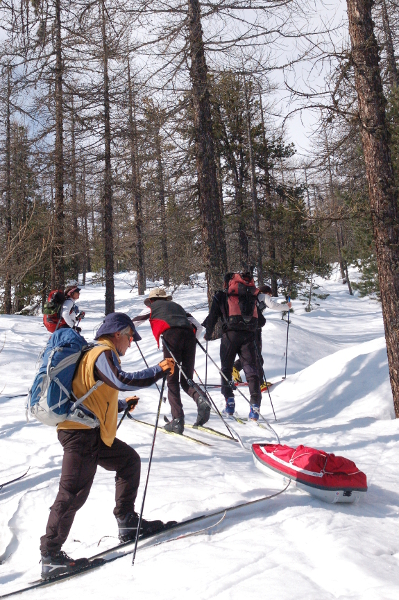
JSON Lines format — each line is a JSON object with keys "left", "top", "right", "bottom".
{"left": 187, "top": 0, "right": 227, "bottom": 303}
{"left": 244, "top": 77, "right": 263, "bottom": 284}
{"left": 4, "top": 66, "right": 12, "bottom": 314}
{"left": 346, "top": 0, "right": 399, "bottom": 417}
{"left": 70, "top": 94, "right": 79, "bottom": 281}
{"left": 215, "top": 103, "right": 248, "bottom": 268}
{"left": 81, "top": 158, "right": 90, "bottom": 283}
{"left": 54, "top": 0, "right": 65, "bottom": 287}
{"left": 127, "top": 61, "right": 146, "bottom": 295}
{"left": 381, "top": 0, "right": 399, "bottom": 87}
{"left": 154, "top": 113, "right": 170, "bottom": 286}
{"left": 101, "top": 0, "right": 114, "bottom": 313}
{"left": 259, "top": 86, "right": 277, "bottom": 294}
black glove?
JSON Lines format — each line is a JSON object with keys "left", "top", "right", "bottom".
{"left": 118, "top": 397, "right": 139, "bottom": 413}
{"left": 76, "top": 311, "right": 85, "bottom": 320}
{"left": 126, "top": 396, "right": 139, "bottom": 410}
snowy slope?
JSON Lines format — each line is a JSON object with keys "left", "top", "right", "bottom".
{"left": 1, "top": 269, "right": 398, "bottom": 600}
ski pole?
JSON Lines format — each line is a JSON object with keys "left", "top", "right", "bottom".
{"left": 196, "top": 339, "right": 250, "bottom": 402}
{"left": 196, "top": 339, "right": 279, "bottom": 440}
{"left": 283, "top": 297, "right": 290, "bottom": 380}
{"left": 254, "top": 342, "right": 277, "bottom": 422}
{"left": 132, "top": 374, "right": 167, "bottom": 566}
{"left": 192, "top": 365, "right": 239, "bottom": 442}
{"left": 135, "top": 341, "right": 165, "bottom": 401}
{"left": 162, "top": 337, "right": 238, "bottom": 442}
{"left": 206, "top": 339, "right": 209, "bottom": 386}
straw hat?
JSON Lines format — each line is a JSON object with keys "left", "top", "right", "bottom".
{"left": 144, "top": 288, "right": 172, "bottom": 307}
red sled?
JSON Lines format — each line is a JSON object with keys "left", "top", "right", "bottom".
{"left": 252, "top": 443, "right": 367, "bottom": 504}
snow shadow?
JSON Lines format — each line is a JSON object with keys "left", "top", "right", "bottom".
{"left": 282, "top": 346, "right": 390, "bottom": 424}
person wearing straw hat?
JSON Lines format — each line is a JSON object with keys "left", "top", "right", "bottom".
{"left": 133, "top": 288, "right": 208, "bottom": 434}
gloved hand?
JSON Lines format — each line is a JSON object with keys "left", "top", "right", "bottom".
{"left": 159, "top": 358, "right": 175, "bottom": 376}
{"left": 203, "top": 332, "right": 211, "bottom": 341}
{"left": 118, "top": 397, "right": 139, "bottom": 413}
{"left": 73, "top": 326, "right": 82, "bottom": 333}
{"left": 76, "top": 311, "right": 85, "bottom": 320}
{"left": 126, "top": 396, "right": 139, "bottom": 411}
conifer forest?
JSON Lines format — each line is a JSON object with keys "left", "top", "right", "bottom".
{"left": 2, "top": 0, "right": 399, "bottom": 416}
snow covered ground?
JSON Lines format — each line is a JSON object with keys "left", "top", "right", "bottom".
{"left": 1, "top": 268, "right": 398, "bottom": 600}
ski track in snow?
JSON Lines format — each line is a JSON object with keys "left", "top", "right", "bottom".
{"left": 1, "top": 268, "right": 398, "bottom": 599}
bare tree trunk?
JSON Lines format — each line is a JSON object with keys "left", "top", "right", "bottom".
{"left": 259, "top": 85, "right": 277, "bottom": 294}
{"left": 346, "top": 0, "right": 399, "bottom": 417}
{"left": 81, "top": 158, "right": 90, "bottom": 283}
{"left": 154, "top": 115, "right": 170, "bottom": 286}
{"left": 244, "top": 77, "right": 263, "bottom": 284}
{"left": 215, "top": 103, "right": 247, "bottom": 268}
{"left": 50, "top": 182, "right": 56, "bottom": 290}
{"left": 215, "top": 150, "right": 224, "bottom": 221}
{"left": 101, "top": 0, "right": 114, "bottom": 313}
{"left": 381, "top": 0, "right": 399, "bottom": 87}
{"left": 127, "top": 61, "right": 146, "bottom": 295}
{"left": 54, "top": 0, "right": 65, "bottom": 287}
{"left": 4, "top": 66, "right": 12, "bottom": 314}
{"left": 339, "top": 224, "right": 353, "bottom": 294}
{"left": 335, "top": 228, "right": 347, "bottom": 280}
{"left": 187, "top": 0, "right": 227, "bottom": 303}
{"left": 70, "top": 94, "right": 79, "bottom": 281}
{"left": 236, "top": 179, "right": 249, "bottom": 270}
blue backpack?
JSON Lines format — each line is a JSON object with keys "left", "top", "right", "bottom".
{"left": 27, "top": 328, "right": 102, "bottom": 427}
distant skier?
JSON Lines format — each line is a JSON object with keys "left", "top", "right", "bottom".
{"left": 202, "top": 272, "right": 263, "bottom": 421}
{"left": 40, "top": 312, "right": 175, "bottom": 579}
{"left": 232, "top": 285, "right": 292, "bottom": 386}
{"left": 42, "top": 286, "right": 84, "bottom": 333}
{"left": 133, "top": 288, "right": 209, "bottom": 434}
{"left": 61, "top": 285, "right": 85, "bottom": 332}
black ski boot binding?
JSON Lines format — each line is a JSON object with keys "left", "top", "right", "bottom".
{"left": 41, "top": 550, "right": 90, "bottom": 580}
{"left": 164, "top": 416, "right": 184, "bottom": 434}
{"left": 117, "top": 512, "right": 166, "bottom": 542}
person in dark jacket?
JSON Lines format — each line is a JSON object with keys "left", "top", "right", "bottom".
{"left": 202, "top": 272, "right": 263, "bottom": 421}
{"left": 133, "top": 288, "right": 209, "bottom": 434}
{"left": 232, "top": 285, "right": 292, "bottom": 386}
{"left": 40, "top": 312, "right": 175, "bottom": 580}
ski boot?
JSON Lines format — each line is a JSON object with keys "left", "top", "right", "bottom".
{"left": 194, "top": 397, "right": 211, "bottom": 426}
{"left": 222, "top": 397, "right": 235, "bottom": 416}
{"left": 164, "top": 416, "right": 184, "bottom": 434}
{"left": 232, "top": 367, "right": 242, "bottom": 383}
{"left": 41, "top": 550, "right": 89, "bottom": 580}
{"left": 260, "top": 381, "right": 269, "bottom": 393}
{"left": 249, "top": 404, "right": 260, "bottom": 421}
{"left": 117, "top": 512, "right": 166, "bottom": 542}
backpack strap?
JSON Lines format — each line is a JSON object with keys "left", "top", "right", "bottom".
{"left": 69, "top": 380, "right": 104, "bottom": 412}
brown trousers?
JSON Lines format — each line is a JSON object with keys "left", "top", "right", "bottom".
{"left": 40, "top": 428, "right": 140, "bottom": 554}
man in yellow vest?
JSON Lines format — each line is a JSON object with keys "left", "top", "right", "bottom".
{"left": 40, "top": 312, "right": 174, "bottom": 580}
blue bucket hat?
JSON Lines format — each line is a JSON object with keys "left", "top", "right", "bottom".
{"left": 95, "top": 312, "right": 142, "bottom": 341}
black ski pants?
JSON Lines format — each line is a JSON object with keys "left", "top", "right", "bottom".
{"left": 40, "top": 428, "right": 140, "bottom": 555}
{"left": 234, "top": 328, "right": 264, "bottom": 380}
{"left": 221, "top": 330, "right": 261, "bottom": 406}
{"left": 162, "top": 327, "right": 199, "bottom": 420}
